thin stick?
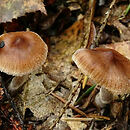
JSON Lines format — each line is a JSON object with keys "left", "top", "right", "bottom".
{"left": 51, "top": 92, "right": 87, "bottom": 117}
{"left": 51, "top": 92, "right": 110, "bottom": 120}
{"left": 62, "top": 117, "right": 93, "bottom": 121}
{"left": 75, "top": 84, "right": 96, "bottom": 105}
{"left": 94, "top": 0, "right": 116, "bottom": 46}
{"left": 82, "top": 85, "right": 99, "bottom": 109}
{"left": 62, "top": 117, "right": 105, "bottom": 122}
{"left": 50, "top": 83, "right": 81, "bottom": 129}
{"left": 83, "top": 0, "right": 96, "bottom": 48}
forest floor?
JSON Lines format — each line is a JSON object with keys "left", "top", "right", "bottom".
{"left": 0, "top": 0, "right": 129, "bottom": 130}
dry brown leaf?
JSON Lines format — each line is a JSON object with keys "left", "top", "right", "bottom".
{"left": 94, "top": 4, "right": 127, "bottom": 25}
{"left": 113, "top": 21, "right": 130, "bottom": 41}
{"left": 87, "top": 22, "right": 96, "bottom": 48}
{"left": 0, "top": 0, "right": 46, "bottom": 23}
{"left": 110, "top": 102, "right": 123, "bottom": 118}
{"left": 36, "top": 115, "right": 70, "bottom": 130}
{"left": 101, "top": 41, "right": 130, "bottom": 59}
{"left": 57, "top": 19, "right": 84, "bottom": 44}
{"left": 66, "top": 120, "right": 87, "bottom": 130}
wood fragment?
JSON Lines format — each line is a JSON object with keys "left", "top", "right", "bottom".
{"left": 51, "top": 92, "right": 110, "bottom": 120}
{"left": 51, "top": 92, "right": 88, "bottom": 117}
{"left": 82, "top": 0, "right": 96, "bottom": 48}
{"left": 62, "top": 117, "right": 107, "bottom": 122}
{"left": 94, "top": 0, "right": 117, "bottom": 46}
{"left": 62, "top": 117, "right": 94, "bottom": 121}
{"left": 49, "top": 83, "right": 81, "bottom": 129}
{"left": 82, "top": 85, "right": 99, "bottom": 109}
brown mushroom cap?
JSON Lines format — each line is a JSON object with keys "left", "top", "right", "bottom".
{"left": 0, "top": 31, "right": 48, "bottom": 76}
{"left": 72, "top": 48, "right": 130, "bottom": 95}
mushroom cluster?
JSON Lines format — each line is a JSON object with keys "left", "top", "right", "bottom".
{"left": 72, "top": 48, "right": 130, "bottom": 108}
{"left": 0, "top": 31, "right": 48, "bottom": 92}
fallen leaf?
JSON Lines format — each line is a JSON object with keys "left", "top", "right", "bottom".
{"left": 0, "top": 0, "right": 46, "bottom": 23}
{"left": 3, "top": 20, "right": 24, "bottom": 32}
{"left": 110, "top": 102, "right": 123, "bottom": 118}
{"left": 101, "top": 41, "right": 130, "bottom": 59}
{"left": 87, "top": 22, "right": 96, "bottom": 48}
{"left": 20, "top": 69, "right": 61, "bottom": 118}
{"left": 66, "top": 120, "right": 87, "bottom": 130}
{"left": 94, "top": 4, "right": 128, "bottom": 25}
{"left": 113, "top": 20, "right": 130, "bottom": 41}
{"left": 40, "top": 8, "right": 70, "bottom": 31}
{"left": 36, "top": 115, "right": 70, "bottom": 130}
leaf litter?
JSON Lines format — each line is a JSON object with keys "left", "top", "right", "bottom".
{"left": 0, "top": 0, "right": 46, "bottom": 23}
{"left": 0, "top": 0, "right": 129, "bottom": 130}
{"left": 16, "top": 18, "right": 84, "bottom": 129}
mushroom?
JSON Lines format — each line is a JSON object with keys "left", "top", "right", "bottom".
{"left": 0, "top": 31, "right": 48, "bottom": 92}
{"left": 72, "top": 48, "right": 130, "bottom": 108}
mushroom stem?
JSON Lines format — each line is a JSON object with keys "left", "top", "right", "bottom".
{"left": 94, "top": 87, "right": 113, "bottom": 108}
{"left": 8, "top": 75, "right": 29, "bottom": 93}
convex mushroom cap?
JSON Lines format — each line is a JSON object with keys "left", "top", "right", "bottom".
{"left": 72, "top": 48, "right": 130, "bottom": 96}
{"left": 0, "top": 31, "right": 48, "bottom": 76}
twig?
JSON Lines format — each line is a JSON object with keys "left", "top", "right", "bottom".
{"left": 94, "top": 0, "right": 116, "bottom": 46}
{"left": 87, "top": 114, "right": 110, "bottom": 120}
{"left": 75, "top": 84, "right": 96, "bottom": 105}
{"left": 51, "top": 92, "right": 110, "bottom": 120}
{"left": 51, "top": 92, "right": 87, "bottom": 117}
{"left": 62, "top": 117, "right": 94, "bottom": 121}
{"left": 82, "top": 85, "right": 99, "bottom": 109}
{"left": 119, "top": 4, "right": 130, "bottom": 19}
{"left": 82, "top": 0, "right": 96, "bottom": 48}
{"left": 48, "top": 80, "right": 65, "bottom": 95}
{"left": 124, "top": 101, "right": 129, "bottom": 130}
{"left": 89, "top": 120, "right": 95, "bottom": 130}
{"left": 49, "top": 83, "right": 81, "bottom": 129}
{"left": 101, "top": 122, "right": 115, "bottom": 130}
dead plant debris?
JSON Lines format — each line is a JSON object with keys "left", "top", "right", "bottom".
{"left": 0, "top": 0, "right": 46, "bottom": 23}
{"left": 0, "top": 0, "right": 129, "bottom": 130}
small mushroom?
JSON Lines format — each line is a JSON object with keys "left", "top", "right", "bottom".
{"left": 0, "top": 31, "right": 48, "bottom": 76}
{"left": 0, "top": 31, "right": 48, "bottom": 92}
{"left": 72, "top": 48, "right": 130, "bottom": 108}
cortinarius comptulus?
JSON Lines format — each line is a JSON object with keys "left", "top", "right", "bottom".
{"left": 0, "top": 31, "right": 48, "bottom": 91}
{"left": 72, "top": 48, "right": 130, "bottom": 108}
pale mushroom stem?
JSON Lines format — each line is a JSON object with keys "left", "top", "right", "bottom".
{"left": 8, "top": 75, "right": 29, "bottom": 93}
{"left": 94, "top": 87, "right": 113, "bottom": 108}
